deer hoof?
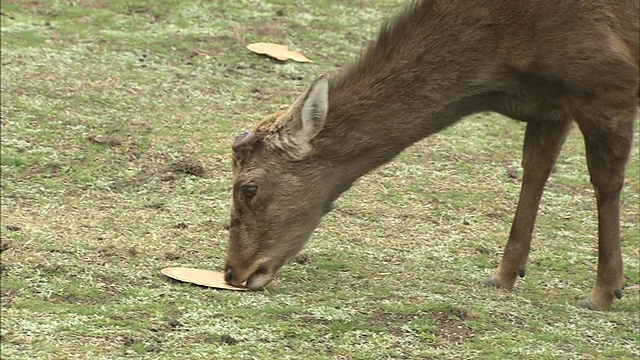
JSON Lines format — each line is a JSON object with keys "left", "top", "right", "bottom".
{"left": 483, "top": 276, "right": 508, "bottom": 289}
{"left": 483, "top": 273, "right": 517, "bottom": 289}
{"left": 577, "top": 294, "right": 614, "bottom": 311}
{"left": 483, "top": 277, "right": 499, "bottom": 287}
{"left": 614, "top": 289, "right": 623, "bottom": 299}
{"left": 518, "top": 269, "right": 526, "bottom": 278}
{"left": 577, "top": 299, "right": 599, "bottom": 310}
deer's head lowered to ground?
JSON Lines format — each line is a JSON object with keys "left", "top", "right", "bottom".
{"left": 225, "top": 76, "right": 334, "bottom": 289}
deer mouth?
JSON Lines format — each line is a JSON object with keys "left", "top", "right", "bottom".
{"left": 245, "top": 268, "right": 275, "bottom": 289}
{"left": 224, "top": 265, "right": 274, "bottom": 290}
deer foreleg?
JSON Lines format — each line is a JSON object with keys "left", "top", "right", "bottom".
{"left": 485, "top": 119, "right": 572, "bottom": 289}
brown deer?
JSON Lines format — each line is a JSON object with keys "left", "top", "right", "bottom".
{"left": 225, "top": 0, "right": 639, "bottom": 310}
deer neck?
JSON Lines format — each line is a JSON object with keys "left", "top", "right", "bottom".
{"left": 314, "top": 68, "right": 494, "bottom": 202}
{"left": 311, "top": 3, "right": 499, "bottom": 201}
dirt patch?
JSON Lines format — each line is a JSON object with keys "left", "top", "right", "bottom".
{"left": 474, "top": 246, "right": 492, "bottom": 255}
{"left": 369, "top": 311, "right": 417, "bottom": 325}
{"left": 122, "top": 335, "right": 163, "bottom": 354}
{"left": 126, "top": 4, "right": 170, "bottom": 23}
{"left": 123, "top": 337, "right": 142, "bottom": 346}
{"left": 293, "top": 315, "right": 331, "bottom": 327}
{"left": 146, "top": 318, "right": 183, "bottom": 333}
{"left": 127, "top": 246, "right": 139, "bottom": 257}
{"left": 368, "top": 311, "right": 418, "bottom": 336}
{"left": 166, "top": 159, "right": 205, "bottom": 178}
{"left": 163, "top": 251, "right": 181, "bottom": 261}
{"left": 87, "top": 134, "right": 122, "bottom": 147}
{"left": 109, "top": 154, "right": 204, "bottom": 191}
{"left": 143, "top": 203, "right": 165, "bottom": 211}
{"left": 506, "top": 166, "right": 519, "bottom": 179}
{"left": 0, "top": 288, "right": 14, "bottom": 308}
{"left": 97, "top": 245, "right": 120, "bottom": 258}
{"left": 333, "top": 207, "right": 374, "bottom": 222}
{"left": 125, "top": 149, "right": 142, "bottom": 161}
{"left": 367, "top": 307, "right": 476, "bottom": 341}
{"left": 220, "top": 334, "right": 240, "bottom": 345}
{"left": 0, "top": 239, "right": 11, "bottom": 253}
{"left": 194, "top": 333, "right": 240, "bottom": 346}
{"left": 429, "top": 307, "right": 475, "bottom": 342}
{"left": 25, "top": 163, "right": 65, "bottom": 178}
{"left": 0, "top": 263, "right": 9, "bottom": 277}
{"left": 174, "top": 222, "right": 188, "bottom": 230}
{"left": 0, "top": 10, "right": 16, "bottom": 20}
{"left": 35, "top": 263, "right": 66, "bottom": 274}
{"left": 168, "top": 318, "right": 182, "bottom": 329}
{"left": 108, "top": 178, "right": 148, "bottom": 192}
{"left": 292, "top": 253, "right": 311, "bottom": 265}
{"left": 47, "top": 289, "right": 120, "bottom": 306}
{"left": 203, "top": 336, "right": 217, "bottom": 344}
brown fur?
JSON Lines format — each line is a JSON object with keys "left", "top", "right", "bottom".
{"left": 226, "top": 0, "right": 639, "bottom": 310}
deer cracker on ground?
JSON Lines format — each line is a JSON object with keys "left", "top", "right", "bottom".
{"left": 225, "top": 0, "right": 639, "bottom": 310}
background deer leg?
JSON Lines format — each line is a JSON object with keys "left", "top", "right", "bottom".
{"left": 484, "top": 119, "right": 572, "bottom": 289}
{"left": 574, "top": 108, "right": 635, "bottom": 310}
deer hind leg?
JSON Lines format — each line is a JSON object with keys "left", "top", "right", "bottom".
{"left": 574, "top": 104, "right": 635, "bottom": 310}
{"left": 484, "top": 118, "right": 572, "bottom": 289}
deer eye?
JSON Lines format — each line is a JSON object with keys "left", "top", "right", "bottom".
{"left": 241, "top": 185, "right": 257, "bottom": 200}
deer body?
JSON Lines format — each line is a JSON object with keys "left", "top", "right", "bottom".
{"left": 227, "top": 0, "right": 639, "bottom": 310}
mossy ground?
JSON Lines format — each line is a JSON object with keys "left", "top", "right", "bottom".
{"left": 1, "top": 1, "right": 638, "bottom": 358}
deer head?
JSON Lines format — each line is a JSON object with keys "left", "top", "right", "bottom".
{"left": 225, "top": 75, "right": 332, "bottom": 289}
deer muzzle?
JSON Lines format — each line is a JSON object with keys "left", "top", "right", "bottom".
{"left": 224, "top": 264, "right": 275, "bottom": 290}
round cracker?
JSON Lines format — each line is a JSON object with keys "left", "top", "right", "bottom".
{"left": 161, "top": 267, "right": 248, "bottom": 291}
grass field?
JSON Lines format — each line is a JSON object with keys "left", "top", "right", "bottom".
{"left": 1, "top": 1, "right": 638, "bottom": 359}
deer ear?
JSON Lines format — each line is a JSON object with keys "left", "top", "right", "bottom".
{"left": 294, "top": 74, "right": 329, "bottom": 141}
{"left": 274, "top": 75, "right": 328, "bottom": 159}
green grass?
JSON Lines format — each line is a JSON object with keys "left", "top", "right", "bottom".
{"left": 1, "top": 0, "right": 639, "bottom": 359}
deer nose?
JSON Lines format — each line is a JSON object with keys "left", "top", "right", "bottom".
{"left": 224, "top": 268, "right": 234, "bottom": 284}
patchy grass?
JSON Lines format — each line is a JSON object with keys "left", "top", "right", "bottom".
{"left": 1, "top": 0, "right": 639, "bottom": 359}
